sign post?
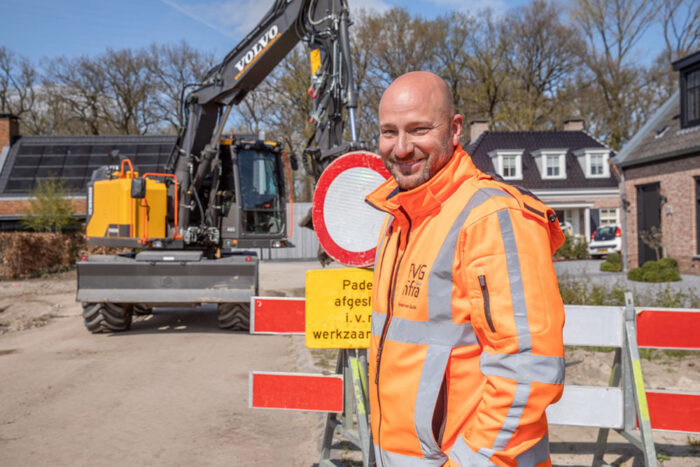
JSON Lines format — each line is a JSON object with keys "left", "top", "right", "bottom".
{"left": 306, "top": 268, "right": 374, "bottom": 467}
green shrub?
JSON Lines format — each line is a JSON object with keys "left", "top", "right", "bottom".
{"left": 600, "top": 260, "right": 622, "bottom": 272}
{"left": 606, "top": 253, "right": 622, "bottom": 265}
{"left": 573, "top": 238, "right": 589, "bottom": 259}
{"left": 658, "top": 257, "right": 678, "bottom": 269}
{"left": 627, "top": 267, "right": 644, "bottom": 281}
{"left": 555, "top": 234, "right": 589, "bottom": 260}
{"left": 627, "top": 258, "right": 681, "bottom": 282}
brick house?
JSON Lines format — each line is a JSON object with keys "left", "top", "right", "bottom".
{"left": 0, "top": 114, "right": 175, "bottom": 230}
{"left": 613, "top": 50, "right": 700, "bottom": 275}
{"left": 466, "top": 120, "right": 619, "bottom": 241}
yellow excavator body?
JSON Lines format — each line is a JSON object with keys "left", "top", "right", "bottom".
{"left": 87, "top": 171, "right": 167, "bottom": 241}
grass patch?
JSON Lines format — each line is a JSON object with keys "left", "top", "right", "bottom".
{"left": 558, "top": 272, "right": 700, "bottom": 308}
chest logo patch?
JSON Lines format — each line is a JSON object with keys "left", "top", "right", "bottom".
{"left": 402, "top": 263, "right": 427, "bottom": 298}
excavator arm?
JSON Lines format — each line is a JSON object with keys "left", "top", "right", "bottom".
{"left": 170, "top": 0, "right": 362, "bottom": 242}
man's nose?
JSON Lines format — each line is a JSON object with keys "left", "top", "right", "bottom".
{"left": 394, "top": 132, "right": 413, "bottom": 159}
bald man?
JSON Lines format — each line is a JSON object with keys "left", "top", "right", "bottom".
{"left": 365, "top": 72, "right": 566, "bottom": 466}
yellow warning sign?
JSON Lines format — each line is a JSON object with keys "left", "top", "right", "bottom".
{"left": 305, "top": 268, "right": 373, "bottom": 349}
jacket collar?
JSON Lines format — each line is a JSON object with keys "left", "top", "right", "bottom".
{"left": 366, "top": 145, "right": 479, "bottom": 218}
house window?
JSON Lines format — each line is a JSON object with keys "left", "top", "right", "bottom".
{"left": 686, "top": 68, "right": 700, "bottom": 127}
{"left": 599, "top": 208, "right": 618, "bottom": 226}
{"left": 590, "top": 153, "right": 604, "bottom": 175}
{"left": 546, "top": 154, "right": 560, "bottom": 177}
{"left": 487, "top": 149, "right": 523, "bottom": 180}
{"left": 503, "top": 155, "right": 517, "bottom": 178}
{"left": 531, "top": 149, "right": 566, "bottom": 179}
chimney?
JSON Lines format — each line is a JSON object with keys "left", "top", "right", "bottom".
{"left": 469, "top": 119, "right": 489, "bottom": 142}
{"left": 563, "top": 118, "right": 584, "bottom": 131}
{"left": 0, "top": 113, "right": 20, "bottom": 148}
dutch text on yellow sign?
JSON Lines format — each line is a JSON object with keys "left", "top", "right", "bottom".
{"left": 305, "top": 268, "right": 373, "bottom": 349}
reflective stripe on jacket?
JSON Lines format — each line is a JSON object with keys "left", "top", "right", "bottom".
{"left": 365, "top": 145, "right": 566, "bottom": 467}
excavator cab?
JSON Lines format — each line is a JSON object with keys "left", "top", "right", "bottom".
{"left": 219, "top": 137, "right": 290, "bottom": 250}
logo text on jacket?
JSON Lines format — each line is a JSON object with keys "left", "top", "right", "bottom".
{"left": 402, "top": 263, "right": 426, "bottom": 298}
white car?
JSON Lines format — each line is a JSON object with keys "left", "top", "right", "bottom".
{"left": 588, "top": 225, "right": 622, "bottom": 259}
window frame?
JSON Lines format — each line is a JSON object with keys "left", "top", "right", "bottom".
{"left": 574, "top": 148, "right": 610, "bottom": 178}
{"left": 680, "top": 64, "right": 700, "bottom": 129}
{"left": 487, "top": 149, "right": 523, "bottom": 180}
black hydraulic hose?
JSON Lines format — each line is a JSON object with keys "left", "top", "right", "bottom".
{"left": 338, "top": 3, "right": 356, "bottom": 110}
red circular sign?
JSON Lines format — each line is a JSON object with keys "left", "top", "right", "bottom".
{"left": 312, "top": 151, "right": 391, "bottom": 267}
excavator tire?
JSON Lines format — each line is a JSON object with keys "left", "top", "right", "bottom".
{"left": 217, "top": 303, "right": 250, "bottom": 331}
{"left": 132, "top": 304, "right": 152, "bottom": 316}
{"left": 82, "top": 302, "right": 133, "bottom": 333}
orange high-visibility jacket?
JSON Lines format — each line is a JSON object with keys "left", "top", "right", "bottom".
{"left": 365, "top": 145, "right": 566, "bottom": 467}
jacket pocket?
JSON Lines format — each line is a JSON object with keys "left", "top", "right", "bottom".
{"left": 478, "top": 275, "right": 496, "bottom": 333}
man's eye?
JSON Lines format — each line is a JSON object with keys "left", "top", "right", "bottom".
{"left": 381, "top": 129, "right": 397, "bottom": 137}
{"left": 411, "top": 127, "right": 429, "bottom": 134}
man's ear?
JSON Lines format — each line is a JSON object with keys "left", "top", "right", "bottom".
{"left": 451, "top": 114, "right": 463, "bottom": 146}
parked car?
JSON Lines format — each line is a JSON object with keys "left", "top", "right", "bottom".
{"left": 588, "top": 225, "right": 622, "bottom": 259}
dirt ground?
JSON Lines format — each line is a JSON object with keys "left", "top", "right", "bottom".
{"left": 0, "top": 262, "right": 698, "bottom": 466}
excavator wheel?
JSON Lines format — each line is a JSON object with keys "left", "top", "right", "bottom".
{"left": 132, "top": 304, "right": 153, "bottom": 316}
{"left": 217, "top": 303, "right": 250, "bottom": 331}
{"left": 82, "top": 302, "right": 133, "bottom": 333}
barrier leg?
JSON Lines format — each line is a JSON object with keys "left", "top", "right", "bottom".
{"left": 349, "top": 349, "right": 375, "bottom": 467}
{"left": 623, "top": 293, "right": 657, "bottom": 467}
{"left": 593, "top": 349, "right": 621, "bottom": 466}
{"left": 319, "top": 349, "right": 375, "bottom": 467}
{"left": 319, "top": 351, "right": 345, "bottom": 467}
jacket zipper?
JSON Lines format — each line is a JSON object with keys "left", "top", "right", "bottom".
{"left": 375, "top": 207, "right": 411, "bottom": 465}
{"left": 478, "top": 275, "right": 496, "bottom": 332}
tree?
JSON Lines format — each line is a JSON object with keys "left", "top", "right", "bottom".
{"left": 502, "top": 0, "right": 581, "bottom": 130}
{"left": 100, "top": 48, "right": 159, "bottom": 135}
{"left": 22, "top": 178, "right": 78, "bottom": 233}
{"left": 147, "top": 42, "right": 215, "bottom": 133}
{"left": 460, "top": 9, "right": 511, "bottom": 128}
{"left": 46, "top": 55, "right": 110, "bottom": 135}
{"left": 571, "top": 0, "right": 659, "bottom": 149}
{"left": 0, "top": 47, "right": 41, "bottom": 134}
{"left": 660, "top": 0, "right": 700, "bottom": 64}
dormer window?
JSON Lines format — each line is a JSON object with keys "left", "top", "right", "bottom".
{"left": 684, "top": 68, "right": 700, "bottom": 127}
{"left": 487, "top": 149, "right": 523, "bottom": 180}
{"left": 672, "top": 51, "right": 700, "bottom": 129}
{"left": 573, "top": 148, "right": 610, "bottom": 178}
{"left": 531, "top": 149, "right": 566, "bottom": 180}
{"left": 590, "top": 153, "right": 604, "bottom": 175}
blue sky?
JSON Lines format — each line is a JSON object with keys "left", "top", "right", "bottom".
{"left": 1, "top": 0, "right": 662, "bottom": 65}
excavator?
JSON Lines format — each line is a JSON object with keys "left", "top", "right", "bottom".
{"left": 76, "top": 0, "right": 364, "bottom": 333}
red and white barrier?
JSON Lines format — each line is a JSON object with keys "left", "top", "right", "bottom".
{"left": 249, "top": 371, "right": 343, "bottom": 412}
{"left": 249, "top": 296, "right": 305, "bottom": 335}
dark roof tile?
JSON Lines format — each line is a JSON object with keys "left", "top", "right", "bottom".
{"left": 467, "top": 131, "right": 618, "bottom": 189}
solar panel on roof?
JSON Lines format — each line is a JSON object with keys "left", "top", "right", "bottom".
{"left": 0, "top": 136, "right": 177, "bottom": 196}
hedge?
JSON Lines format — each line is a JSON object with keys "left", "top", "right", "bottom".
{"left": 0, "top": 232, "right": 86, "bottom": 280}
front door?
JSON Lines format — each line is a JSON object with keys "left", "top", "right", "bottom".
{"left": 636, "top": 182, "right": 661, "bottom": 265}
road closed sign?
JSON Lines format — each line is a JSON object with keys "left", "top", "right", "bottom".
{"left": 312, "top": 151, "right": 390, "bottom": 267}
{"left": 305, "top": 268, "right": 373, "bottom": 349}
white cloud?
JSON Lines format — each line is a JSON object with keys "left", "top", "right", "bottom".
{"left": 349, "top": 0, "right": 392, "bottom": 14}
{"left": 424, "top": 0, "right": 507, "bottom": 14}
{"left": 160, "top": 0, "right": 276, "bottom": 38}
{"left": 161, "top": 0, "right": 396, "bottom": 39}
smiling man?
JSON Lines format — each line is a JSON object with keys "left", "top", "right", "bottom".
{"left": 365, "top": 71, "right": 567, "bottom": 466}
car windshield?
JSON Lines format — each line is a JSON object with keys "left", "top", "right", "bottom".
{"left": 594, "top": 226, "right": 616, "bottom": 241}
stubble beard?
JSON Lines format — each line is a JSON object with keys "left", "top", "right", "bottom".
{"left": 387, "top": 152, "right": 431, "bottom": 191}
